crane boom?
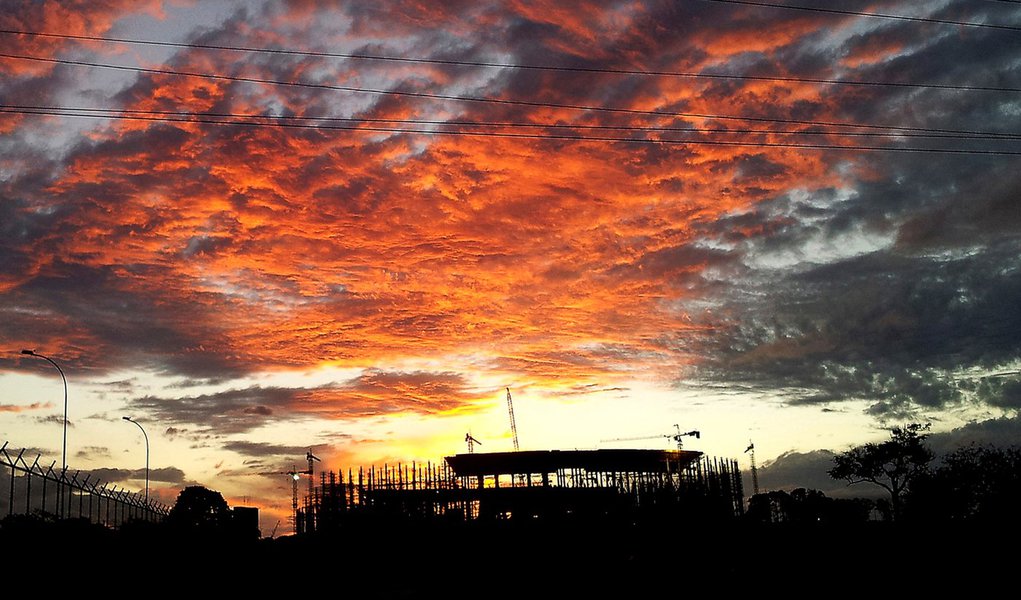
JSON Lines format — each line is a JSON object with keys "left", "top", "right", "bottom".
{"left": 506, "top": 387, "right": 520, "bottom": 451}
{"left": 601, "top": 434, "right": 672, "bottom": 443}
{"left": 602, "top": 425, "right": 700, "bottom": 450}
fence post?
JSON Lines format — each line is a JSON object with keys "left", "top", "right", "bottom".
{"left": 1, "top": 442, "right": 170, "bottom": 527}
{"left": 1, "top": 443, "right": 14, "bottom": 518}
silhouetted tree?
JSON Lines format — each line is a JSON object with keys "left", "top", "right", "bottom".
{"left": 829, "top": 423, "right": 933, "bottom": 520}
{"left": 165, "top": 485, "right": 231, "bottom": 534}
{"left": 747, "top": 488, "right": 872, "bottom": 524}
{"left": 908, "top": 444, "right": 1021, "bottom": 523}
{"left": 747, "top": 490, "right": 792, "bottom": 523}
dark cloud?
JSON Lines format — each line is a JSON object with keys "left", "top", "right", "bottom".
{"left": 0, "top": 444, "right": 51, "bottom": 460}
{"left": 85, "top": 466, "right": 187, "bottom": 485}
{"left": 222, "top": 441, "right": 312, "bottom": 458}
{"left": 34, "top": 414, "right": 73, "bottom": 427}
{"left": 608, "top": 243, "right": 735, "bottom": 284}
{"left": 130, "top": 386, "right": 308, "bottom": 434}
{"left": 926, "top": 415, "right": 1021, "bottom": 455}
{"left": 219, "top": 441, "right": 341, "bottom": 477}
{"left": 143, "top": 466, "right": 188, "bottom": 484}
{"left": 979, "top": 378, "right": 1021, "bottom": 410}
{"left": 754, "top": 449, "right": 861, "bottom": 498}
{"left": 129, "top": 370, "right": 480, "bottom": 432}
{"left": 552, "top": 383, "right": 630, "bottom": 397}
{"left": 755, "top": 415, "right": 1021, "bottom": 497}
{"left": 690, "top": 207, "right": 1021, "bottom": 413}
{"left": 75, "top": 445, "right": 110, "bottom": 459}
{"left": 3, "top": 260, "right": 244, "bottom": 380}
{"left": 99, "top": 378, "right": 139, "bottom": 392}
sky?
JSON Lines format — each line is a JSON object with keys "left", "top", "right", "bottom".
{"left": 1, "top": 0, "right": 1019, "bottom": 532}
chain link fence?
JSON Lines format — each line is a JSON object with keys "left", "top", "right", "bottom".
{"left": 1, "top": 440, "right": 169, "bottom": 527}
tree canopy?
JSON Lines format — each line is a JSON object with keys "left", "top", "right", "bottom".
{"left": 908, "top": 444, "right": 1021, "bottom": 523}
{"left": 828, "top": 423, "right": 933, "bottom": 520}
{"left": 746, "top": 488, "right": 873, "bottom": 525}
{"left": 165, "top": 485, "right": 231, "bottom": 533}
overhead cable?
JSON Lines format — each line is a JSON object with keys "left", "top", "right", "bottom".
{"left": 2, "top": 52, "right": 1016, "bottom": 139}
{"left": 3, "top": 106, "right": 1018, "bottom": 155}
{"left": 1, "top": 28, "right": 1018, "bottom": 93}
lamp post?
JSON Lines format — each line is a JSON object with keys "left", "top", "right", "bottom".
{"left": 21, "top": 349, "right": 69, "bottom": 517}
{"left": 21, "top": 350, "right": 68, "bottom": 472}
{"left": 122, "top": 416, "right": 149, "bottom": 504}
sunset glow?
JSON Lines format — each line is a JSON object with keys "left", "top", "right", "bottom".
{"left": 2, "top": 0, "right": 1019, "bottom": 532}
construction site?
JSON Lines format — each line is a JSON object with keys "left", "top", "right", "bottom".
{"left": 282, "top": 390, "right": 746, "bottom": 536}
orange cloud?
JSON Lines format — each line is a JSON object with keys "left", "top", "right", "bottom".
{"left": 0, "top": 0, "right": 905, "bottom": 407}
{"left": 0, "top": 1, "right": 164, "bottom": 75}
{"left": 0, "top": 401, "right": 53, "bottom": 413}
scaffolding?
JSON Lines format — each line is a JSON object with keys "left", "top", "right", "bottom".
{"left": 297, "top": 449, "right": 743, "bottom": 534}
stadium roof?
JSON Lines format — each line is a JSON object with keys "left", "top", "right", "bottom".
{"left": 445, "top": 449, "right": 703, "bottom": 477}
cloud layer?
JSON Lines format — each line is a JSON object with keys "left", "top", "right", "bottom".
{"left": 1, "top": 0, "right": 1019, "bottom": 439}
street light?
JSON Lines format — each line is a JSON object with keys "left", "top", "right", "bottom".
{"left": 122, "top": 416, "right": 149, "bottom": 504}
{"left": 21, "top": 350, "right": 68, "bottom": 476}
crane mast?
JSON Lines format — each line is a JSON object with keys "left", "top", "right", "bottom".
{"left": 285, "top": 466, "right": 300, "bottom": 534}
{"left": 306, "top": 448, "right": 321, "bottom": 500}
{"left": 506, "top": 387, "right": 520, "bottom": 451}
{"left": 745, "top": 441, "right": 760, "bottom": 496}
{"left": 280, "top": 449, "right": 320, "bottom": 536}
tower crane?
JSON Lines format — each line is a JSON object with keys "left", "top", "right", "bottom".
{"left": 277, "top": 449, "right": 320, "bottom": 535}
{"left": 465, "top": 433, "right": 481, "bottom": 454}
{"left": 745, "top": 441, "right": 760, "bottom": 496}
{"left": 506, "top": 387, "right": 520, "bottom": 451}
{"left": 304, "top": 449, "right": 321, "bottom": 532}
{"left": 601, "top": 424, "right": 701, "bottom": 450}
{"left": 283, "top": 466, "right": 301, "bottom": 534}
{"left": 306, "top": 448, "right": 321, "bottom": 501}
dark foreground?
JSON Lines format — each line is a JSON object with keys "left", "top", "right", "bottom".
{"left": 2, "top": 517, "right": 1012, "bottom": 593}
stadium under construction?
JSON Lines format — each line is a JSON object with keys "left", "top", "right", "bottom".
{"left": 294, "top": 447, "right": 744, "bottom": 534}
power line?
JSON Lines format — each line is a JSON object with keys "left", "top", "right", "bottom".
{"left": 3, "top": 104, "right": 1018, "bottom": 140}
{"left": 3, "top": 106, "right": 1019, "bottom": 155}
{"left": 3, "top": 52, "right": 1017, "bottom": 139}
{"left": 699, "top": 0, "right": 1021, "bottom": 32}
{"left": 1, "top": 28, "right": 1018, "bottom": 93}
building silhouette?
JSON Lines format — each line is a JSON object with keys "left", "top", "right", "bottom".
{"left": 298, "top": 448, "right": 743, "bottom": 533}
